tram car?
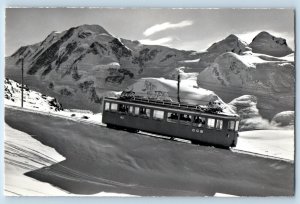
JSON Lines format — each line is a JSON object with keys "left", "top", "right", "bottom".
{"left": 102, "top": 96, "right": 240, "bottom": 148}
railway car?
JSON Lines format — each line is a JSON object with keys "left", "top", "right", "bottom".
{"left": 102, "top": 96, "right": 240, "bottom": 148}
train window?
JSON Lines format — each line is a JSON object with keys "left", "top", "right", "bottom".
{"left": 193, "top": 116, "right": 205, "bottom": 127}
{"left": 140, "top": 107, "right": 150, "bottom": 118}
{"left": 179, "top": 114, "right": 192, "bottom": 124}
{"left": 153, "top": 110, "right": 164, "bottom": 120}
{"left": 235, "top": 121, "right": 239, "bottom": 131}
{"left": 207, "top": 118, "right": 215, "bottom": 128}
{"left": 129, "top": 106, "right": 134, "bottom": 114}
{"left": 216, "top": 119, "right": 223, "bottom": 130}
{"left": 228, "top": 121, "right": 235, "bottom": 130}
{"left": 110, "top": 103, "right": 118, "bottom": 111}
{"left": 104, "top": 102, "right": 110, "bottom": 111}
{"left": 118, "top": 104, "right": 129, "bottom": 113}
{"left": 167, "top": 112, "right": 178, "bottom": 122}
{"left": 134, "top": 107, "right": 140, "bottom": 115}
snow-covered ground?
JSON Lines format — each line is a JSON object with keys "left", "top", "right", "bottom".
{"left": 5, "top": 107, "right": 293, "bottom": 196}
{"left": 4, "top": 78, "right": 294, "bottom": 196}
{"left": 5, "top": 122, "right": 136, "bottom": 197}
{"left": 236, "top": 130, "right": 294, "bottom": 161}
{"left": 5, "top": 123, "right": 68, "bottom": 196}
{"left": 4, "top": 77, "right": 294, "bottom": 162}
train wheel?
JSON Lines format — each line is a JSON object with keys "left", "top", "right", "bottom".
{"left": 191, "top": 140, "right": 201, "bottom": 145}
{"left": 127, "top": 128, "right": 138, "bottom": 133}
{"left": 106, "top": 124, "right": 114, "bottom": 129}
{"left": 107, "top": 124, "right": 121, "bottom": 130}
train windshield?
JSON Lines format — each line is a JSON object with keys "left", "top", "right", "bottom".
{"left": 228, "top": 121, "right": 235, "bottom": 130}
{"left": 104, "top": 102, "right": 110, "bottom": 111}
{"left": 216, "top": 119, "right": 223, "bottom": 130}
{"left": 235, "top": 121, "right": 239, "bottom": 131}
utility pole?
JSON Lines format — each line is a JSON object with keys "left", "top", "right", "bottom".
{"left": 177, "top": 70, "right": 180, "bottom": 103}
{"left": 20, "top": 56, "right": 24, "bottom": 108}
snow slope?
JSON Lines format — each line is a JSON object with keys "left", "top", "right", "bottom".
{"left": 5, "top": 78, "right": 63, "bottom": 112}
{"left": 5, "top": 108, "right": 294, "bottom": 196}
{"left": 4, "top": 78, "right": 294, "bottom": 162}
{"left": 5, "top": 123, "right": 68, "bottom": 196}
{"left": 4, "top": 81, "right": 294, "bottom": 195}
{"left": 237, "top": 130, "right": 294, "bottom": 161}
{"left": 5, "top": 124, "right": 136, "bottom": 197}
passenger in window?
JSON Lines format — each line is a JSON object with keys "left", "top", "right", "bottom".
{"left": 181, "top": 114, "right": 191, "bottom": 122}
{"left": 194, "top": 116, "right": 200, "bottom": 123}
{"left": 139, "top": 108, "right": 149, "bottom": 117}
{"left": 169, "top": 113, "right": 178, "bottom": 120}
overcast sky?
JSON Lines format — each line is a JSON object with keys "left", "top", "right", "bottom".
{"left": 5, "top": 8, "right": 295, "bottom": 56}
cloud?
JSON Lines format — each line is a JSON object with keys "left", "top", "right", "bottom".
{"left": 143, "top": 20, "right": 193, "bottom": 36}
{"left": 139, "top": 37, "right": 174, "bottom": 46}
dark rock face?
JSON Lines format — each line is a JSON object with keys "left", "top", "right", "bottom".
{"left": 28, "top": 27, "right": 76, "bottom": 75}
{"left": 60, "top": 88, "right": 73, "bottom": 96}
{"left": 105, "top": 68, "right": 134, "bottom": 84}
{"left": 132, "top": 48, "right": 160, "bottom": 67}
{"left": 110, "top": 38, "right": 132, "bottom": 60}
{"left": 48, "top": 98, "right": 64, "bottom": 111}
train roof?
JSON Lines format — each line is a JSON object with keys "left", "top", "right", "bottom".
{"left": 104, "top": 97, "right": 239, "bottom": 119}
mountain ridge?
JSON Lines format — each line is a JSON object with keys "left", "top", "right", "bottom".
{"left": 6, "top": 25, "right": 294, "bottom": 117}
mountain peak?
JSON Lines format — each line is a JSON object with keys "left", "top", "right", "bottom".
{"left": 249, "top": 31, "right": 293, "bottom": 57}
{"left": 225, "top": 34, "right": 239, "bottom": 40}
{"left": 207, "top": 34, "right": 251, "bottom": 54}
{"left": 74, "top": 24, "right": 111, "bottom": 35}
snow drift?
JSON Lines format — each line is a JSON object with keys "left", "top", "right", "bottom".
{"left": 271, "top": 111, "right": 295, "bottom": 127}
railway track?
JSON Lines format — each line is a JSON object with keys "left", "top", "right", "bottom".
{"left": 5, "top": 105, "right": 293, "bottom": 163}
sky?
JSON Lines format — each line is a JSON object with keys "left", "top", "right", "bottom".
{"left": 5, "top": 8, "right": 295, "bottom": 56}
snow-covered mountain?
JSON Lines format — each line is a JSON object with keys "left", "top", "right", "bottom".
{"left": 5, "top": 25, "right": 294, "bottom": 118}
{"left": 249, "top": 31, "right": 293, "bottom": 57}
{"left": 197, "top": 33, "right": 294, "bottom": 119}
{"left": 6, "top": 24, "right": 200, "bottom": 111}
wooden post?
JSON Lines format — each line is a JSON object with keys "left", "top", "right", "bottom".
{"left": 20, "top": 56, "right": 24, "bottom": 108}
{"left": 177, "top": 70, "right": 180, "bottom": 103}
